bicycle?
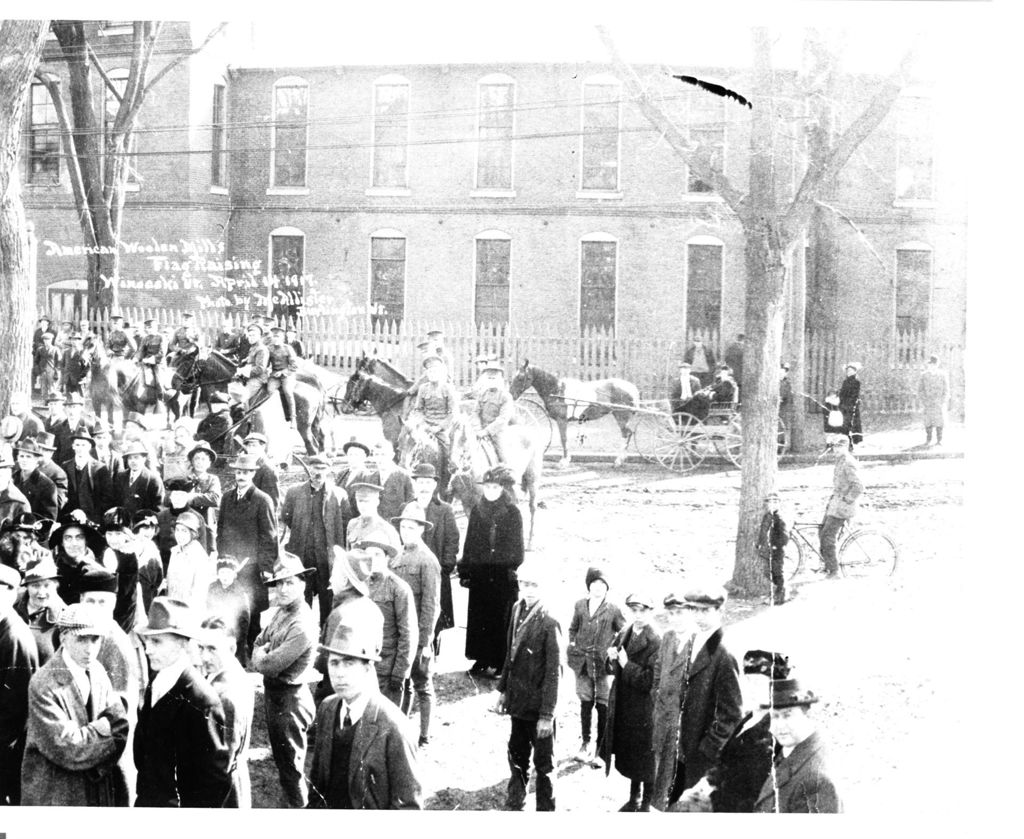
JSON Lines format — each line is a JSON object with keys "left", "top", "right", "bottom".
{"left": 783, "top": 518, "right": 899, "bottom": 580}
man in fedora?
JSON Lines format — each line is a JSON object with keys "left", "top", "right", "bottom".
{"left": 198, "top": 615, "right": 254, "bottom": 808}
{"left": 243, "top": 432, "right": 280, "bottom": 511}
{"left": 281, "top": 453, "right": 352, "bottom": 628}
{"left": 33, "top": 430, "right": 70, "bottom": 510}
{"left": 651, "top": 585, "right": 743, "bottom": 812}
{"left": 135, "top": 596, "right": 232, "bottom": 807}
{"left": 409, "top": 462, "right": 459, "bottom": 655}
{"left": 217, "top": 452, "right": 279, "bottom": 653}
{"left": 0, "top": 448, "right": 32, "bottom": 531}
{"left": 13, "top": 437, "right": 60, "bottom": 521}
{"left": 112, "top": 439, "right": 164, "bottom": 518}
{"left": 346, "top": 480, "right": 400, "bottom": 551}
{"left": 252, "top": 553, "right": 318, "bottom": 808}
{"left": 754, "top": 678, "right": 843, "bottom": 813}
{"left": 21, "top": 602, "right": 131, "bottom": 806}
{"left": 389, "top": 502, "right": 441, "bottom": 746}
{"left": 308, "top": 596, "right": 423, "bottom": 809}
{"left": 335, "top": 437, "right": 375, "bottom": 511}
{"left": 1, "top": 562, "right": 39, "bottom": 805}
{"left": 91, "top": 419, "right": 123, "bottom": 478}
{"left": 63, "top": 425, "right": 113, "bottom": 525}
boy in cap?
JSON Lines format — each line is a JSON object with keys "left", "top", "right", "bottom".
{"left": 243, "top": 432, "right": 281, "bottom": 510}
{"left": 753, "top": 677, "right": 843, "bottom": 813}
{"left": 567, "top": 565, "right": 626, "bottom": 766}
{"left": 266, "top": 325, "right": 299, "bottom": 427}
{"left": 135, "top": 597, "right": 232, "bottom": 807}
{"left": 21, "top": 602, "right": 130, "bottom": 807}
{"left": 410, "top": 462, "right": 459, "bottom": 655}
{"left": 205, "top": 555, "right": 252, "bottom": 667}
{"left": 389, "top": 503, "right": 441, "bottom": 746}
{"left": 251, "top": 553, "right": 318, "bottom": 808}
{"left": 0, "top": 563, "right": 39, "bottom": 804}
{"left": 650, "top": 585, "right": 742, "bottom": 812}
{"left": 756, "top": 493, "right": 790, "bottom": 605}
{"left": 494, "top": 559, "right": 564, "bottom": 811}
{"left": 308, "top": 596, "right": 423, "bottom": 809}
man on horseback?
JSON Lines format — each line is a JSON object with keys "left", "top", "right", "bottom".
{"left": 167, "top": 312, "right": 202, "bottom": 369}
{"left": 135, "top": 318, "right": 168, "bottom": 397}
{"left": 61, "top": 334, "right": 89, "bottom": 398}
{"left": 407, "top": 356, "right": 458, "bottom": 478}
{"left": 473, "top": 361, "right": 513, "bottom": 465}
{"left": 237, "top": 323, "right": 270, "bottom": 407}
{"left": 105, "top": 314, "right": 136, "bottom": 361}
{"left": 266, "top": 326, "right": 299, "bottom": 428}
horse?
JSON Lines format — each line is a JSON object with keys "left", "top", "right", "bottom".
{"left": 446, "top": 413, "right": 544, "bottom": 549}
{"left": 87, "top": 343, "right": 121, "bottom": 427}
{"left": 340, "top": 361, "right": 411, "bottom": 461}
{"left": 199, "top": 351, "right": 326, "bottom": 456}
{"left": 509, "top": 360, "right": 640, "bottom": 467}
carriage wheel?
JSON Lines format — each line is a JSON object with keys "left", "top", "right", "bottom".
{"left": 716, "top": 415, "right": 743, "bottom": 467}
{"left": 514, "top": 395, "right": 553, "bottom": 453}
{"left": 653, "top": 414, "right": 706, "bottom": 473}
{"left": 631, "top": 412, "right": 675, "bottom": 462}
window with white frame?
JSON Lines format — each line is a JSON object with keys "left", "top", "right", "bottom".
{"left": 270, "top": 228, "right": 305, "bottom": 318}
{"left": 894, "top": 95, "right": 933, "bottom": 201}
{"left": 475, "top": 232, "right": 511, "bottom": 325}
{"left": 580, "top": 78, "right": 620, "bottom": 191}
{"left": 272, "top": 77, "right": 308, "bottom": 188}
{"left": 26, "top": 83, "right": 60, "bottom": 185}
{"left": 476, "top": 76, "right": 514, "bottom": 190}
{"left": 104, "top": 69, "right": 139, "bottom": 184}
{"left": 211, "top": 83, "right": 227, "bottom": 187}
{"left": 370, "top": 233, "right": 406, "bottom": 326}
{"left": 895, "top": 246, "right": 932, "bottom": 334}
{"left": 372, "top": 78, "right": 410, "bottom": 189}
{"left": 580, "top": 235, "right": 617, "bottom": 331}
{"left": 687, "top": 93, "right": 725, "bottom": 193}
{"left": 686, "top": 237, "right": 723, "bottom": 332}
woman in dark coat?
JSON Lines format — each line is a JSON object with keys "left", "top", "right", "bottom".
{"left": 838, "top": 363, "right": 863, "bottom": 445}
{"left": 601, "top": 593, "right": 661, "bottom": 811}
{"left": 457, "top": 465, "right": 523, "bottom": 676}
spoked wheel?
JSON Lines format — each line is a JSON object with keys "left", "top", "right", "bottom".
{"left": 777, "top": 417, "right": 791, "bottom": 457}
{"left": 838, "top": 529, "right": 899, "bottom": 578}
{"left": 514, "top": 395, "right": 553, "bottom": 453}
{"left": 783, "top": 536, "right": 805, "bottom": 582}
{"left": 631, "top": 412, "right": 675, "bottom": 462}
{"left": 653, "top": 414, "right": 706, "bottom": 473}
{"left": 704, "top": 414, "right": 742, "bottom": 467}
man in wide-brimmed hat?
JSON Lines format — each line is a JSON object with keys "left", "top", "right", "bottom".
{"left": 21, "top": 602, "right": 130, "bottom": 807}
{"left": 409, "top": 462, "right": 459, "bottom": 654}
{"left": 135, "top": 596, "right": 232, "bottom": 807}
{"left": 280, "top": 453, "right": 351, "bottom": 628}
{"left": 753, "top": 677, "right": 843, "bottom": 813}
{"left": 13, "top": 436, "right": 59, "bottom": 521}
{"left": 308, "top": 596, "right": 423, "bottom": 809}
{"left": 33, "top": 430, "right": 70, "bottom": 510}
{"left": 389, "top": 502, "right": 441, "bottom": 746}
{"left": 252, "top": 552, "right": 318, "bottom": 808}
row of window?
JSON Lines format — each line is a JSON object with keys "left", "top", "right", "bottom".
{"left": 268, "top": 229, "right": 935, "bottom": 334}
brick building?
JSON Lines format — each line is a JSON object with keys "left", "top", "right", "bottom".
{"left": 23, "top": 22, "right": 967, "bottom": 357}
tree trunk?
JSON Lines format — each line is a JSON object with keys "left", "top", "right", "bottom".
{"left": 0, "top": 20, "right": 49, "bottom": 413}
{"left": 87, "top": 243, "right": 119, "bottom": 310}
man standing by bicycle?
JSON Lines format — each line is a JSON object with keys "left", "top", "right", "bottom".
{"left": 820, "top": 435, "right": 863, "bottom": 579}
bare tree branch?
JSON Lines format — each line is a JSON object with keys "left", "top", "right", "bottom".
{"left": 596, "top": 24, "right": 748, "bottom": 217}
{"left": 87, "top": 43, "right": 122, "bottom": 103}
{"left": 143, "top": 22, "right": 227, "bottom": 96}
{"left": 813, "top": 198, "right": 886, "bottom": 270}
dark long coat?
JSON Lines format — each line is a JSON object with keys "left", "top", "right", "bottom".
{"left": 14, "top": 467, "right": 59, "bottom": 521}
{"left": 457, "top": 495, "right": 523, "bottom": 668}
{"left": 423, "top": 497, "right": 459, "bottom": 635}
{"left": 216, "top": 484, "right": 279, "bottom": 615}
{"left": 61, "top": 457, "right": 114, "bottom": 523}
{"left": 753, "top": 730, "right": 843, "bottom": 813}
{"left": 838, "top": 374, "right": 863, "bottom": 443}
{"left": 708, "top": 711, "right": 779, "bottom": 812}
{"left": 0, "top": 612, "right": 40, "bottom": 804}
{"left": 495, "top": 599, "right": 563, "bottom": 721}
{"left": 112, "top": 467, "right": 164, "bottom": 518}
{"left": 134, "top": 663, "right": 233, "bottom": 808}
{"left": 601, "top": 621, "right": 661, "bottom": 782}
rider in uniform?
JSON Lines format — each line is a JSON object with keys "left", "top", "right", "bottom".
{"left": 135, "top": 318, "right": 167, "bottom": 395}
{"left": 473, "top": 361, "right": 514, "bottom": 464}
{"left": 237, "top": 323, "right": 270, "bottom": 408}
{"left": 266, "top": 326, "right": 299, "bottom": 428}
{"left": 407, "top": 356, "right": 459, "bottom": 466}
{"left": 167, "top": 311, "right": 202, "bottom": 370}
{"left": 105, "top": 314, "right": 137, "bottom": 361}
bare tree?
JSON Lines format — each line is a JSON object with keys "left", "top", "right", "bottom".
{"left": 599, "top": 26, "right": 918, "bottom": 595}
{"left": 38, "top": 20, "right": 226, "bottom": 311}
{"left": 0, "top": 20, "right": 49, "bottom": 413}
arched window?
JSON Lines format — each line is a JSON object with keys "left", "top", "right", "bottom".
{"left": 271, "top": 76, "right": 308, "bottom": 188}
{"left": 580, "top": 75, "right": 621, "bottom": 192}
{"left": 369, "top": 229, "right": 406, "bottom": 326}
{"left": 685, "top": 235, "right": 724, "bottom": 333}
{"left": 895, "top": 242, "right": 932, "bottom": 335}
{"left": 475, "top": 230, "right": 512, "bottom": 325}
{"left": 268, "top": 226, "right": 305, "bottom": 319}
{"left": 372, "top": 75, "right": 410, "bottom": 189}
{"left": 476, "top": 74, "right": 515, "bottom": 190}
{"left": 580, "top": 232, "right": 617, "bottom": 331}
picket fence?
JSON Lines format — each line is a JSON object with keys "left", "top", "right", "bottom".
{"left": 57, "top": 306, "right": 962, "bottom": 416}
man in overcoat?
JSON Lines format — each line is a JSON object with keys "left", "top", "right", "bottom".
{"left": 410, "top": 463, "right": 459, "bottom": 655}
{"left": 13, "top": 437, "right": 60, "bottom": 521}
{"left": 63, "top": 427, "right": 114, "bottom": 524}
{"left": 308, "top": 596, "right": 423, "bottom": 809}
{"left": 918, "top": 354, "right": 949, "bottom": 446}
{"left": 0, "top": 563, "right": 39, "bottom": 805}
{"left": 819, "top": 435, "right": 864, "bottom": 577}
{"left": 21, "top": 602, "right": 130, "bottom": 806}
{"left": 111, "top": 441, "right": 165, "bottom": 518}
{"left": 650, "top": 586, "right": 743, "bottom": 812}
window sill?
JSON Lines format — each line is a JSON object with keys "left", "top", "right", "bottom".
{"left": 892, "top": 199, "right": 935, "bottom": 209}
{"left": 471, "top": 188, "right": 516, "bottom": 198}
{"left": 210, "top": 185, "right": 229, "bottom": 195}
{"left": 99, "top": 26, "right": 134, "bottom": 36}
{"left": 575, "top": 190, "right": 623, "bottom": 200}
{"left": 681, "top": 192, "right": 724, "bottom": 202}
{"left": 267, "top": 187, "right": 310, "bottom": 195}
{"left": 123, "top": 182, "right": 140, "bottom": 193}
{"left": 365, "top": 187, "right": 412, "bottom": 197}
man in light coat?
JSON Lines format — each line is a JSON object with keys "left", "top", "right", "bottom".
{"left": 819, "top": 435, "right": 864, "bottom": 577}
{"left": 21, "top": 602, "right": 131, "bottom": 806}
{"left": 918, "top": 354, "right": 950, "bottom": 447}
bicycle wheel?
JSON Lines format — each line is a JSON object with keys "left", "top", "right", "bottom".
{"left": 783, "top": 533, "right": 805, "bottom": 581}
{"left": 838, "top": 529, "right": 899, "bottom": 578}
{"left": 776, "top": 417, "right": 790, "bottom": 457}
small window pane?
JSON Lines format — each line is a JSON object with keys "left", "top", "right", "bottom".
{"left": 580, "top": 240, "right": 616, "bottom": 330}
{"left": 687, "top": 244, "right": 722, "bottom": 332}
{"left": 475, "top": 238, "right": 511, "bottom": 325}
{"left": 895, "top": 249, "right": 931, "bottom": 334}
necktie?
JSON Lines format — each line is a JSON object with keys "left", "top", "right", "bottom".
{"left": 343, "top": 709, "right": 353, "bottom": 729}
{"left": 85, "top": 675, "right": 96, "bottom": 721}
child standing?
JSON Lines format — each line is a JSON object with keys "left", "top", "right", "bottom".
{"left": 567, "top": 566, "right": 626, "bottom": 767}
{"left": 165, "top": 509, "right": 211, "bottom": 610}
{"left": 756, "top": 493, "right": 790, "bottom": 605}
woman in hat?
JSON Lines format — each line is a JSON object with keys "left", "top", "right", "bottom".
{"left": 13, "top": 556, "right": 66, "bottom": 665}
{"left": 50, "top": 518, "right": 112, "bottom": 606}
{"left": 457, "top": 465, "right": 523, "bottom": 677}
{"left": 100, "top": 507, "right": 148, "bottom": 633}
{"left": 158, "top": 417, "right": 199, "bottom": 484}
{"left": 174, "top": 440, "right": 222, "bottom": 553}
{"left": 602, "top": 591, "right": 662, "bottom": 811}
{"left": 131, "top": 509, "right": 165, "bottom": 615}
{"left": 837, "top": 362, "right": 863, "bottom": 446}
{"left": 164, "top": 509, "right": 212, "bottom": 612}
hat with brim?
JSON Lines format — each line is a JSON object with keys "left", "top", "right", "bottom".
{"left": 263, "top": 551, "right": 313, "bottom": 586}
{"left": 229, "top": 454, "right": 261, "bottom": 471}
{"left": 270, "top": 326, "right": 285, "bottom": 334}
{"left": 35, "top": 432, "right": 57, "bottom": 452}
{"left": 78, "top": 566, "right": 118, "bottom": 595}
{"left": 845, "top": 362, "right": 862, "bottom": 373}
{"left": 10, "top": 512, "right": 56, "bottom": 543}
{"left": 317, "top": 597, "right": 384, "bottom": 662}
{"left": 664, "top": 584, "right": 727, "bottom": 610}
{"left": 121, "top": 440, "right": 149, "bottom": 459}
{"left": 71, "top": 424, "right": 95, "bottom": 444}
{"left": 306, "top": 454, "right": 331, "bottom": 469}
{"left": 65, "top": 392, "right": 85, "bottom": 406}
{"left": 13, "top": 438, "right": 43, "bottom": 457}
{"left": 132, "top": 509, "right": 159, "bottom": 531}
{"left": 23, "top": 556, "right": 61, "bottom": 583}
{"left": 354, "top": 536, "right": 398, "bottom": 558}
{"left": 390, "top": 502, "right": 433, "bottom": 532}
{"left": 330, "top": 547, "right": 369, "bottom": 597}
{"left": 482, "top": 363, "right": 504, "bottom": 374}
{"left": 56, "top": 603, "right": 111, "bottom": 637}
{"left": 187, "top": 441, "right": 218, "bottom": 466}
{"left": 1, "top": 416, "right": 23, "bottom": 443}
{"left": 743, "top": 649, "right": 791, "bottom": 680}
{"left": 351, "top": 481, "right": 384, "bottom": 494}
{"left": 761, "top": 677, "right": 819, "bottom": 709}
{"left": 216, "top": 554, "right": 245, "bottom": 572}
{"left": 102, "top": 506, "right": 134, "bottom": 534}
{"left": 173, "top": 509, "right": 205, "bottom": 537}
{"left": 422, "top": 355, "right": 445, "bottom": 369}
{"left": 342, "top": 438, "right": 370, "bottom": 456}
{"left": 624, "top": 592, "right": 655, "bottom": 610}
{"left": 479, "top": 465, "right": 515, "bottom": 487}
{"left": 139, "top": 596, "right": 198, "bottom": 638}
{"left": 411, "top": 462, "right": 438, "bottom": 481}
{"left": 243, "top": 432, "right": 268, "bottom": 446}
{"left": 45, "top": 392, "right": 65, "bottom": 405}
{"left": 48, "top": 519, "right": 104, "bottom": 555}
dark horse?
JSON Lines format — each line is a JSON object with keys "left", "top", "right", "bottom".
{"left": 87, "top": 343, "right": 181, "bottom": 426}
{"left": 199, "top": 351, "right": 326, "bottom": 455}
{"left": 509, "top": 360, "right": 640, "bottom": 467}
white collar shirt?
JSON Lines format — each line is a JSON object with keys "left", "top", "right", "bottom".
{"left": 150, "top": 652, "right": 189, "bottom": 706}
